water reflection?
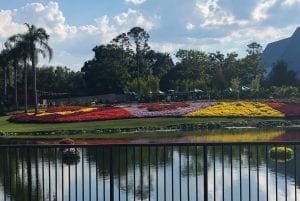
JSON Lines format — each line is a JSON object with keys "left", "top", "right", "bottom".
{"left": 0, "top": 129, "right": 299, "bottom": 201}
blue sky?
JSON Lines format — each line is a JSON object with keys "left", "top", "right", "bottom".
{"left": 0, "top": 0, "right": 300, "bottom": 70}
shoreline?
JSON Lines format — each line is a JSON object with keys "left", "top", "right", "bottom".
{"left": 1, "top": 117, "right": 299, "bottom": 137}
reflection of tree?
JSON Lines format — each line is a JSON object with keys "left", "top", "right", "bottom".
{"left": 0, "top": 148, "right": 42, "bottom": 201}
{"left": 0, "top": 143, "right": 298, "bottom": 201}
{"left": 86, "top": 146, "right": 172, "bottom": 199}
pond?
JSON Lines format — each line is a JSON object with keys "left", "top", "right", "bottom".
{"left": 0, "top": 128, "right": 300, "bottom": 201}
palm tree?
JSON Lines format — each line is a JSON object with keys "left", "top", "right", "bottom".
{"left": 8, "top": 37, "right": 30, "bottom": 112}
{"left": 12, "top": 23, "right": 53, "bottom": 113}
{"left": 0, "top": 49, "right": 10, "bottom": 100}
{"left": 4, "top": 42, "right": 21, "bottom": 109}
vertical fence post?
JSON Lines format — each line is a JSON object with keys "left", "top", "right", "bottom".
{"left": 204, "top": 145, "right": 208, "bottom": 201}
{"left": 110, "top": 146, "right": 114, "bottom": 201}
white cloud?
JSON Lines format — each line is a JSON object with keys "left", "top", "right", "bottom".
{"left": 196, "top": 0, "right": 247, "bottom": 27}
{"left": 0, "top": 10, "right": 25, "bottom": 38}
{"left": 186, "top": 22, "right": 195, "bottom": 30}
{"left": 0, "top": 1, "right": 157, "bottom": 70}
{"left": 0, "top": 1, "right": 77, "bottom": 41}
{"left": 113, "top": 9, "right": 154, "bottom": 30}
{"left": 252, "top": 0, "right": 278, "bottom": 21}
{"left": 282, "top": 0, "right": 300, "bottom": 6}
{"left": 80, "top": 9, "right": 156, "bottom": 43}
{"left": 125, "top": 0, "right": 146, "bottom": 5}
{"left": 150, "top": 42, "right": 185, "bottom": 53}
{"left": 217, "top": 25, "right": 296, "bottom": 52}
{"left": 150, "top": 25, "right": 297, "bottom": 59}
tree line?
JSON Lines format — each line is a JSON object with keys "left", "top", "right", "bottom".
{"left": 0, "top": 23, "right": 52, "bottom": 113}
{"left": 0, "top": 25, "right": 299, "bottom": 114}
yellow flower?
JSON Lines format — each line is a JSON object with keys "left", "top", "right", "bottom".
{"left": 35, "top": 107, "right": 96, "bottom": 116}
{"left": 186, "top": 101, "right": 284, "bottom": 117}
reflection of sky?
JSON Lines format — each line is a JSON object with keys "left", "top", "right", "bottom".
{"left": 1, "top": 146, "right": 300, "bottom": 201}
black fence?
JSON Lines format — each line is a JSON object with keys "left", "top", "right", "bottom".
{"left": 0, "top": 142, "right": 299, "bottom": 201}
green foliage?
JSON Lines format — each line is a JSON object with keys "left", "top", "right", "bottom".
{"left": 269, "top": 86, "right": 299, "bottom": 99}
{"left": 230, "top": 77, "right": 241, "bottom": 99}
{"left": 82, "top": 44, "right": 131, "bottom": 95}
{"left": 36, "top": 66, "right": 84, "bottom": 95}
{"left": 127, "top": 76, "right": 160, "bottom": 97}
{"left": 268, "top": 60, "right": 298, "bottom": 86}
{"left": 250, "top": 75, "right": 261, "bottom": 98}
{"left": 0, "top": 24, "right": 299, "bottom": 102}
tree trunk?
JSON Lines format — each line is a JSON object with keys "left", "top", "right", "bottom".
{"left": 32, "top": 54, "right": 38, "bottom": 114}
{"left": 137, "top": 52, "right": 140, "bottom": 97}
{"left": 4, "top": 66, "right": 7, "bottom": 99}
{"left": 24, "top": 58, "right": 28, "bottom": 113}
{"left": 14, "top": 62, "right": 18, "bottom": 110}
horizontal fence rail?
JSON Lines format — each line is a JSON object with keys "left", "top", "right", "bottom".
{"left": 0, "top": 142, "right": 298, "bottom": 201}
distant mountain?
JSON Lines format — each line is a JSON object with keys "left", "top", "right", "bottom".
{"left": 261, "top": 27, "right": 300, "bottom": 79}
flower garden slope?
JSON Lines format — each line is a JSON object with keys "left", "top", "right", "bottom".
{"left": 9, "top": 107, "right": 133, "bottom": 123}
{"left": 125, "top": 102, "right": 216, "bottom": 118}
{"left": 186, "top": 102, "right": 284, "bottom": 117}
{"left": 265, "top": 102, "right": 300, "bottom": 117}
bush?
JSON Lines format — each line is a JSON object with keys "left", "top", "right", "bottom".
{"left": 269, "top": 86, "right": 299, "bottom": 99}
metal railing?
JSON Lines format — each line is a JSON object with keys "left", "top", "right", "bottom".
{"left": 0, "top": 142, "right": 298, "bottom": 201}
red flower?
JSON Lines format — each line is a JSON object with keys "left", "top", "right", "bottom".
{"left": 9, "top": 107, "right": 133, "bottom": 123}
{"left": 266, "top": 102, "right": 300, "bottom": 117}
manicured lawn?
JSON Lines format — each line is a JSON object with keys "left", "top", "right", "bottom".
{"left": 0, "top": 115, "right": 293, "bottom": 133}
{"left": 0, "top": 115, "right": 230, "bottom": 132}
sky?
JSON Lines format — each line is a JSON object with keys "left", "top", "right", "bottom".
{"left": 0, "top": 0, "right": 299, "bottom": 71}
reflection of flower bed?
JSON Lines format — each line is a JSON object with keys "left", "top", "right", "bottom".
{"left": 186, "top": 102, "right": 284, "bottom": 117}
{"left": 126, "top": 102, "right": 216, "bottom": 117}
{"left": 269, "top": 146, "right": 294, "bottom": 163}
{"left": 188, "top": 130, "right": 284, "bottom": 142}
{"left": 265, "top": 102, "right": 300, "bottom": 117}
{"left": 9, "top": 107, "right": 133, "bottom": 123}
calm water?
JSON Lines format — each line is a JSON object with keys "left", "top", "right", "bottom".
{"left": 0, "top": 128, "right": 300, "bottom": 201}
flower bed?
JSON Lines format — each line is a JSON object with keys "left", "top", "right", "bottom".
{"left": 186, "top": 102, "right": 284, "bottom": 117}
{"left": 9, "top": 101, "right": 294, "bottom": 123}
{"left": 265, "top": 102, "right": 300, "bottom": 117}
{"left": 10, "top": 107, "right": 133, "bottom": 123}
{"left": 139, "top": 102, "right": 190, "bottom": 111}
{"left": 46, "top": 106, "right": 83, "bottom": 113}
{"left": 126, "top": 102, "right": 216, "bottom": 118}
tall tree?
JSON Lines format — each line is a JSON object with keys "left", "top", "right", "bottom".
{"left": 8, "top": 36, "right": 31, "bottom": 112}
{"left": 0, "top": 49, "right": 10, "bottom": 100}
{"left": 14, "top": 23, "right": 53, "bottom": 113}
{"left": 127, "top": 27, "right": 150, "bottom": 95}
{"left": 242, "top": 42, "right": 264, "bottom": 84}
{"left": 230, "top": 77, "right": 241, "bottom": 100}
{"left": 250, "top": 74, "right": 261, "bottom": 99}
{"left": 268, "top": 60, "right": 298, "bottom": 86}
{"left": 246, "top": 42, "right": 262, "bottom": 55}
{"left": 81, "top": 44, "right": 130, "bottom": 95}
{"left": 4, "top": 42, "right": 21, "bottom": 109}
